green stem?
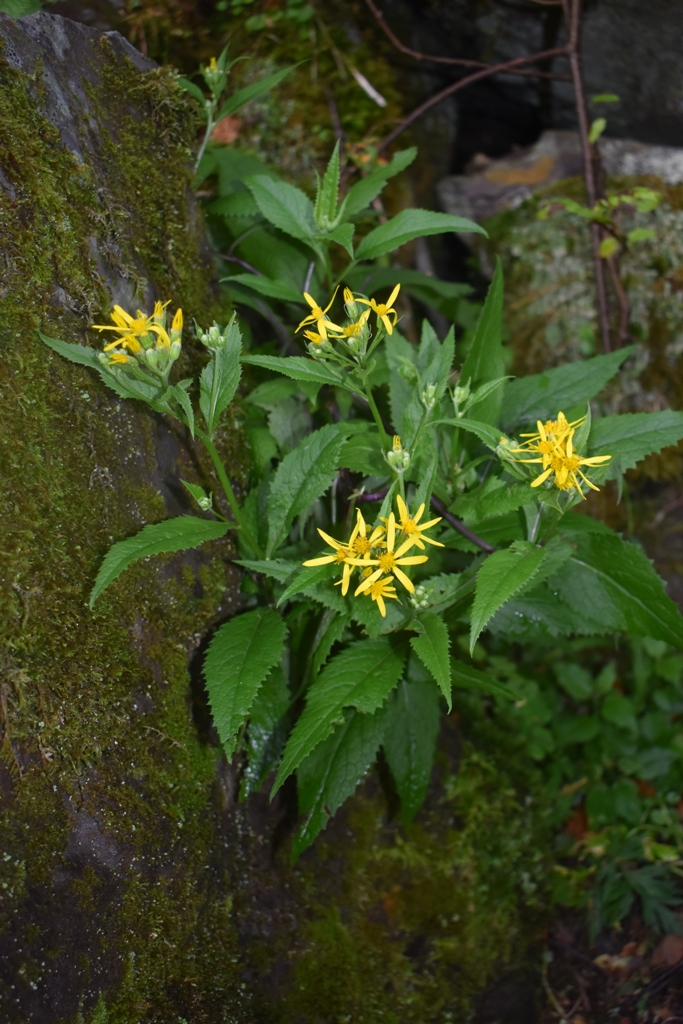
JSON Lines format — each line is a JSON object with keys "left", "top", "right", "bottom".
{"left": 363, "top": 381, "right": 389, "bottom": 449}
{"left": 194, "top": 99, "right": 216, "bottom": 173}
{"left": 197, "top": 428, "right": 262, "bottom": 556}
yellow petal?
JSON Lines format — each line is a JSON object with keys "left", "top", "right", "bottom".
{"left": 531, "top": 467, "right": 553, "bottom": 488}
{"left": 375, "top": 595, "right": 386, "bottom": 617}
{"left": 387, "top": 283, "right": 401, "bottom": 307}
{"left": 302, "top": 554, "right": 337, "bottom": 566}
{"left": 393, "top": 566, "right": 414, "bottom": 593}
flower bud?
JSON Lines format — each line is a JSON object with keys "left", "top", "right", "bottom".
{"left": 343, "top": 287, "right": 364, "bottom": 321}
{"left": 452, "top": 381, "right": 470, "bottom": 417}
{"left": 398, "top": 362, "right": 418, "bottom": 384}
{"left": 420, "top": 383, "right": 437, "bottom": 411}
{"left": 386, "top": 435, "right": 411, "bottom": 473}
{"left": 196, "top": 321, "right": 227, "bottom": 349}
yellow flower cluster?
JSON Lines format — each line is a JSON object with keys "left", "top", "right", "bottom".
{"left": 92, "top": 300, "right": 183, "bottom": 380}
{"left": 296, "top": 285, "right": 401, "bottom": 349}
{"left": 303, "top": 495, "right": 442, "bottom": 617}
{"left": 510, "top": 411, "right": 611, "bottom": 498}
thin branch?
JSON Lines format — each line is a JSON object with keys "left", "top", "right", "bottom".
{"left": 219, "top": 254, "right": 263, "bottom": 276}
{"left": 378, "top": 44, "right": 570, "bottom": 152}
{"left": 605, "top": 253, "right": 631, "bottom": 345}
{"left": 430, "top": 495, "right": 496, "bottom": 554}
{"left": 561, "top": 0, "right": 612, "bottom": 351}
{"left": 364, "top": 0, "right": 569, "bottom": 80}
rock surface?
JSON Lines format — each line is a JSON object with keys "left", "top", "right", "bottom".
{"left": 438, "top": 130, "right": 683, "bottom": 224}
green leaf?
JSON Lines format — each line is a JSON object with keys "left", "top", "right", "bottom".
{"left": 222, "top": 274, "right": 302, "bottom": 303}
{"left": 204, "top": 610, "right": 286, "bottom": 757}
{"left": 410, "top": 612, "right": 452, "bottom": 709}
{"left": 216, "top": 64, "right": 298, "bottom": 120}
{"left": 241, "top": 665, "right": 291, "bottom": 799}
{"left": 453, "top": 480, "right": 537, "bottom": 525}
{"left": 272, "top": 637, "right": 405, "bottom": 794}
{"left": 355, "top": 208, "right": 485, "bottom": 262}
{"left": 589, "top": 411, "right": 683, "bottom": 476}
{"left": 451, "top": 659, "right": 516, "bottom": 700}
{"left": 246, "top": 175, "right": 316, "bottom": 243}
{"left": 432, "top": 416, "right": 502, "bottom": 450}
{"left": 234, "top": 558, "right": 298, "bottom": 583}
{"left": 550, "top": 531, "right": 683, "bottom": 648}
{"left": 627, "top": 227, "right": 656, "bottom": 244}
{"left": 167, "top": 381, "right": 195, "bottom": 436}
{"left": 242, "top": 354, "right": 346, "bottom": 389}
{"left": 319, "top": 222, "right": 354, "bottom": 257}
{"left": 602, "top": 692, "right": 638, "bottom": 733}
{"left": 338, "top": 432, "right": 385, "bottom": 476}
{"left": 343, "top": 147, "right": 417, "bottom": 217}
{"left": 314, "top": 140, "right": 341, "bottom": 229}
{"left": 310, "top": 611, "right": 349, "bottom": 678}
{"left": 177, "top": 76, "right": 206, "bottom": 104}
{"left": 293, "top": 706, "right": 385, "bottom": 859}
{"left": 266, "top": 424, "right": 349, "bottom": 556}
{"left": 459, "top": 260, "right": 504, "bottom": 425}
{"left": 181, "top": 479, "right": 212, "bottom": 511}
{"left": 277, "top": 562, "right": 338, "bottom": 606}
{"left": 39, "top": 330, "right": 103, "bottom": 370}
{"left": 470, "top": 543, "right": 548, "bottom": 653}
{"left": 205, "top": 608, "right": 287, "bottom": 757}
{"left": 199, "top": 316, "right": 242, "bottom": 435}
{"left": 383, "top": 677, "right": 440, "bottom": 823}
{"left": 501, "top": 347, "right": 633, "bottom": 430}
{"left": 588, "top": 117, "right": 607, "bottom": 144}
{"left": 90, "top": 516, "right": 230, "bottom": 607}
{"left": 0, "top": 0, "right": 42, "bottom": 17}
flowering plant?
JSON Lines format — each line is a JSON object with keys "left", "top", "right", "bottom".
{"left": 40, "top": 143, "right": 683, "bottom": 860}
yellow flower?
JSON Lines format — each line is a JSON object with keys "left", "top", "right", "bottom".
{"left": 303, "top": 329, "right": 326, "bottom": 347}
{"left": 515, "top": 428, "right": 611, "bottom": 498}
{"left": 94, "top": 301, "right": 175, "bottom": 353}
{"left": 296, "top": 289, "right": 342, "bottom": 340}
{"left": 353, "top": 512, "right": 428, "bottom": 595}
{"left": 350, "top": 508, "right": 384, "bottom": 558}
{"left": 357, "top": 284, "right": 400, "bottom": 335}
{"left": 328, "top": 309, "right": 370, "bottom": 340}
{"left": 302, "top": 519, "right": 360, "bottom": 596}
{"left": 365, "top": 576, "right": 398, "bottom": 617}
{"left": 517, "top": 412, "right": 583, "bottom": 448}
{"left": 106, "top": 350, "right": 131, "bottom": 365}
{"left": 395, "top": 494, "right": 444, "bottom": 551}
{"left": 171, "top": 307, "right": 183, "bottom": 332}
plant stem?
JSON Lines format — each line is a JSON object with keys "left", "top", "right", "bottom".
{"left": 197, "top": 428, "right": 262, "bottom": 555}
{"left": 363, "top": 381, "right": 390, "bottom": 449}
{"left": 430, "top": 495, "right": 496, "bottom": 554}
{"left": 194, "top": 100, "right": 216, "bottom": 173}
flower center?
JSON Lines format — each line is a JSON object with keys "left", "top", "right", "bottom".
{"left": 334, "top": 547, "right": 349, "bottom": 564}
{"left": 353, "top": 536, "right": 371, "bottom": 555}
{"left": 378, "top": 552, "right": 396, "bottom": 573}
{"left": 401, "top": 517, "right": 418, "bottom": 533}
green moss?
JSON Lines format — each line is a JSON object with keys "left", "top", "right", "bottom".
{"left": 0, "top": 36, "right": 246, "bottom": 1023}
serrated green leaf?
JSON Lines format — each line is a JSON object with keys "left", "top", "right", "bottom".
{"left": 181, "top": 479, "right": 212, "bottom": 511}
{"left": 246, "top": 175, "right": 317, "bottom": 244}
{"left": 241, "top": 354, "right": 346, "bottom": 389}
{"left": 319, "top": 222, "right": 354, "bottom": 257}
{"left": 432, "top": 416, "right": 502, "bottom": 450}
{"left": 273, "top": 637, "right": 405, "bottom": 794}
{"left": 234, "top": 558, "right": 298, "bottom": 583}
{"left": 222, "top": 274, "right": 302, "bottom": 303}
{"left": 314, "top": 140, "right": 341, "bottom": 228}
{"left": 293, "top": 706, "right": 385, "bottom": 859}
{"left": 470, "top": 544, "right": 548, "bottom": 652}
{"left": 550, "top": 531, "right": 683, "bottom": 647}
{"left": 383, "top": 677, "right": 440, "bottom": 824}
{"left": 90, "top": 516, "right": 230, "bottom": 607}
{"left": 338, "top": 432, "right": 385, "bottom": 476}
{"left": 210, "top": 191, "right": 261, "bottom": 219}
{"left": 241, "top": 665, "right": 290, "bottom": 800}
{"left": 199, "top": 316, "right": 242, "bottom": 435}
{"left": 451, "top": 659, "right": 516, "bottom": 700}
{"left": 410, "top": 612, "right": 452, "bottom": 709}
{"left": 266, "top": 424, "right": 349, "bottom": 556}
{"left": 311, "top": 611, "right": 349, "bottom": 678}
{"left": 459, "top": 260, "right": 504, "bottom": 425}
{"left": 277, "top": 562, "right": 338, "bottom": 606}
{"left": 167, "top": 381, "right": 195, "bottom": 436}
{"left": 0, "top": 0, "right": 42, "bottom": 17}
{"left": 39, "top": 330, "right": 103, "bottom": 370}
{"left": 343, "top": 147, "right": 417, "bottom": 217}
{"left": 453, "top": 480, "right": 537, "bottom": 525}
{"left": 204, "top": 608, "right": 287, "bottom": 756}
{"left": 501, "top": 347, "right": 633, "bottom": 430}
{"left": 589, "top": 411, "right": 683, "bottom": 476}
{"left": 217, "top": 64, "right": 298, "bottom": 120}
{"left": 355, "top": 208, "right": 485, "bottom": 262}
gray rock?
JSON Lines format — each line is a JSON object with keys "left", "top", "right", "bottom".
{"left": 438, "top": 130, "right": 683, "bottom": 224}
